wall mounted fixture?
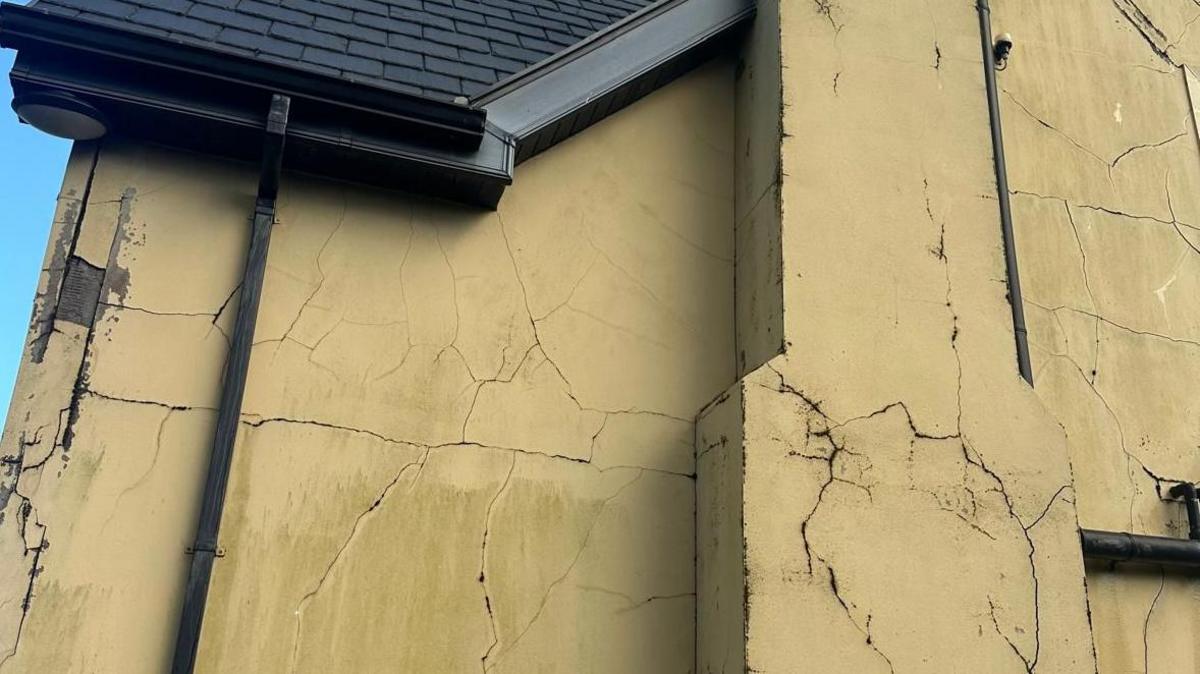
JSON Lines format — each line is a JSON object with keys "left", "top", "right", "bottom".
{"left": 1081, "top": 482, "right": 1200, "bottom": 569}
{"left": 993, "top": 32, "right": 1013, "bottom": 70}
{"left": 12, "top": 90, "right": 107, "bottom": 139}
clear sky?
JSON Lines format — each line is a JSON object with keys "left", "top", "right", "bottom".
{"left": 0, "top": 49, "right": 73, "bottom": 419}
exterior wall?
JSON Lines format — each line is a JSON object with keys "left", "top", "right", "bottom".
{"left": 732, "top": 0, "right": 784, "bottom": 377}
{"left": 8, "top": 3, "right": 1200, "bottom": 673}
{"left": 996, "top": 1, "right": 1200, "bottom": 671}
{"left": 696, "top": 8, "right": 784, "bottom": 670}
{"left": 700, "top": 0, "right": 1100, "bottom": 671}
{"left": 0, "top": 141, "right": 251, "bottom": 672}
{"left": 697, "top": 2, "right": 1200, "bottom": 673}
{"left": 0, "top": 61, "right": 735, "bottom": 672}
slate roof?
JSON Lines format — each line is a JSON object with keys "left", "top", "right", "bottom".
{"left": 24, "top": 0, "right": 656, "bottom": 100}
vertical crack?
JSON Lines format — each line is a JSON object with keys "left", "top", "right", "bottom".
{"left": 1142, "top": 569, "right": 1165, "bottom": 673}
{"left": 1062, "top": 201, "right": 1102, "bottom": 382}
{"left": 288, "top": 449, "right": 429, "bottom": 673}
{"left": 479, "top": 454, "right": 517, "bottom": 672}
{"left": 484, "top": 471, "right": 643, "bottom": 671}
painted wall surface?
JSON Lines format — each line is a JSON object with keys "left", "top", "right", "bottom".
{"left": 700, "top": 0, "right": 1098, "bottom": 671}
{"left": 697, "top": 1, "right": 1200, "bottom": 673}
{"left": 7, "top": 3, "right": 1200, "bottom": 673}
{"left": 995, "top": 1, "right": 1200, "bottom": 671}
{"left": 0, "top": 141, "right": 251, "bottom": 672}
{"left": 197, "top": 58, "right": 735, "bottom": 673}
{"left": 0, "top": 60, "right": 735, "bottom": 672}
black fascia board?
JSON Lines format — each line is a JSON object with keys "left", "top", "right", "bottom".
{"left": 7, "top": 44, "right": 514, "bottom": 207}
{"left": 477, "top": 0, "right": 755, "bottom": 164}
{"left": 0, "top": 3, "right": 486, "bottom": 150}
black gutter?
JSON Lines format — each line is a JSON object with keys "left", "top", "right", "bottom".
{"left": 170, "top": 93, "right": 289, "bottom": 674}
{"left": 976, "top": 0, "right": 1033, "bottom": 385}
{"left": 0, "top": 3, "right": 485, "bottom": 150}
{"left": 5, "top": 44, "right": 512, "bottom": 207}
{"left": 0, "top": 0, "right": 753, "bottom": 208}
{"left": 1081, "top": 483, "right": 1200, "bottom": 570}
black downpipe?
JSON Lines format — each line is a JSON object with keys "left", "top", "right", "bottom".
{"left": 170, "top": 93, "right": 290, "bottom": 674}
{"left": 1081, "top": 483, "right": 1200, "bottom": 569}
{"left": 976, "top": 0, "right": 1033, "bottom": 385}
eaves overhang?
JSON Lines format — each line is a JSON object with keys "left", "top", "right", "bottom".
{"left": 0, "top": 0, "right": 754, "bottom": 209}
{"left": 478, "top": 0, "right": 755, "bottom": 164}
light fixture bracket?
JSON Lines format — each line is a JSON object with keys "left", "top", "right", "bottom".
{"left": 12, "top": 90, "right": 108, "bottom": 140}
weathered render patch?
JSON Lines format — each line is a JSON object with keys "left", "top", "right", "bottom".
{"left": 54, "top": 257, "right": 105, "bottom": 328}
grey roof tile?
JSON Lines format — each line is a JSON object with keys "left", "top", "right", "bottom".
{"left": 218, "top": 27, "right": 305, "bottom": 57}
{"left": 189, "top": 5, "right": 270, "bottom": 33}
{"left": 30, "top": 0, "right": 657, "bottom": 100}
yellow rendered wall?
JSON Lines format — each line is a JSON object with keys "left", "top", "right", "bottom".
{"left": 700, "top": 0, "right": 1098, "bottom": 671}
{"left": 698, "top": 1, "right": 1200, "bottom": 673}
{"left": 11, "top": 3, "right": 1200, "bottom": 672}
{"left": 0, "top": 61, "right": 735, "bottom": 672}
{"left": 994, "top": 1, "right": 1200, "bottom": 671}
{"left": 192, "top": 60, "right": 735, "bottom": 673}
{"left": 0, "top": 141, "right": 251, "bottom": 672}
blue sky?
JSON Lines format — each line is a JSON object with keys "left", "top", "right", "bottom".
{"left": 0, "top": 49, "right": 73, "bottom": 418}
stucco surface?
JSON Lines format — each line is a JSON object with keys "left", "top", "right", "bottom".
{"left": 8, "top": 1, "right": 1200, "bottom": 671}
{"left": 733, "top": 0, "right": 784, "bottom": 377}
{"left": 193, "top": 60, "right": 735, "bottom": 673}
{"left": 994, "top": 1, "right": 1200, "bottom": 671}
{"left": 0, "top": 142, "right": 251, "bottom": 672}
{"left": 698, "top": 1, "right": 1097, "bottom": 671}
{"left": 0, "top": 61, "right": 733, "bottom": 672}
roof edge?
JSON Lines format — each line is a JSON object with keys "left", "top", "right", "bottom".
{"left": 477, "top": 0, "right": 754, "bottom": 164}
{"left": 0, "top": 2, "right": 486, "bottom": 149}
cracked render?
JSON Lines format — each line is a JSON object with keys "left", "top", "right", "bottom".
{"left": 4, "top": 0, "right": 1200, "bottom": 672}
{"left": 0, "top": 59, "right": 735, "bottom": 672}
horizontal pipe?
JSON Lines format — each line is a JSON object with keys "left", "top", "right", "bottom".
{"left": 1081, "top": 529, "right": 1200, "bottom": 568}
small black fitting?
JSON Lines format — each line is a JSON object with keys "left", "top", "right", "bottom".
{"left": 1167, "top": 482, "right": 1200, "bottom": 541}
{"left": 993, "top": 33, "right": 1013, "bottom": 70}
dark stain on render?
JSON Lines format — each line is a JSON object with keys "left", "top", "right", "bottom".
{"left": 100, "top": 188, "right": 138, "bottom": 307}
{"left": 55, "top": 257, "right": 106, "bottom": 328}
